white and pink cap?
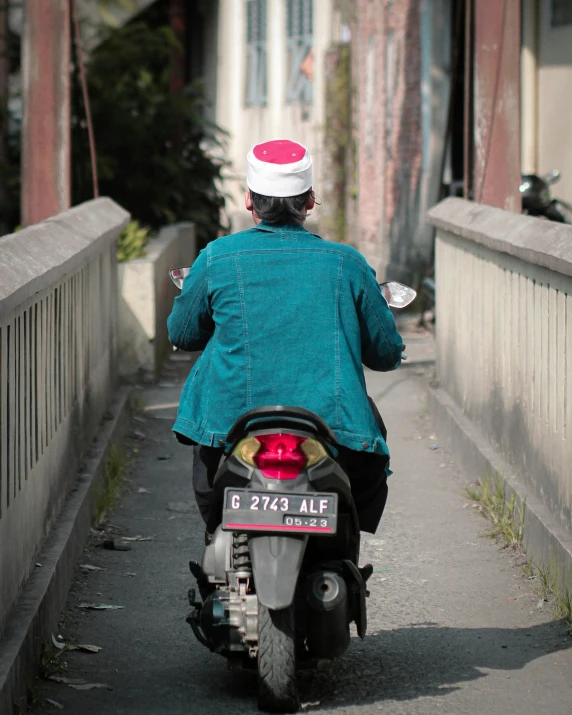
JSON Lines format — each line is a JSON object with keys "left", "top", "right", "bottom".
{"left": 247, "top": 139, "right": 313, "bottom": 198}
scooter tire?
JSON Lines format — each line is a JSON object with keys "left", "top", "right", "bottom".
{"left": 257, "top": 604, "right": 299, "bottom": 713}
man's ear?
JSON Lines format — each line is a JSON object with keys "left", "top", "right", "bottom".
{"left": 305, "top": 190, "right": 316, "bottom": 211}
{"left": 245, "top": 190, "right": 254, "bottom": 212}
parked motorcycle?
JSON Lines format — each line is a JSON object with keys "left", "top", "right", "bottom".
{"left": 520, "top": 169, "right": 572, "bottom": 223}
{"left": 168, "top": 268, "right": 416, "bottom": 713}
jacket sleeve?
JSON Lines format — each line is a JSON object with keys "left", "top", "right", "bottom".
{"left": 167, "top": 249, "right": 215, "bottom": 351}
{"left": 358, "top": 263, "right": 403, "bottom": 371}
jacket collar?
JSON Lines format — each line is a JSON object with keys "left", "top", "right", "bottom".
{"left": 254, "top": 221, "right": 321, "bottom": 238}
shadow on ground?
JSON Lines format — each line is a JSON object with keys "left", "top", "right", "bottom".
{"left": 295, "top": 621, "right": 571, "bottom": 709}
{"left": 201, "top": 620, "right": 571, "bottom": 710}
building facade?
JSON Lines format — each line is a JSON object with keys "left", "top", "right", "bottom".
{"left": 350, "top": 0, "right": 451, "bottom": 284}
{"left": 523, "top": 0, "right": 572, "bottom": 202}
{"left": 193, "top": 0, "right": 344, "bottom": 232}
{"left": 349, "top": 0, "right": 572, "bottom": 286}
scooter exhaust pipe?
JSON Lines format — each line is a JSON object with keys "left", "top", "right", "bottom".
{"left": 306, "top": 571, "right": 350, "bottom": 659}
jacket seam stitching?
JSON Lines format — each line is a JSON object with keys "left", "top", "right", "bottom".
{"left": 181, "top": 280, "right": 207, "bottom": 345}
{"left": 207, "top": 242, "right": 212, "bottom": 295}
{"left": 363, "top": 293, "right": 392, "bottom": 350}
{"left": 209, "top": 249, "right": 367, "bottom": 269}
{"left": 235, "top": 255, "right": 252, "bottom": 409}
{"left": 335, "top": 257, "right": 343, "bottom": 428}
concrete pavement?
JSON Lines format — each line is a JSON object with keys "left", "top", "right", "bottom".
{"left": 30, "top": 326, "right": 572, "bottom": 714}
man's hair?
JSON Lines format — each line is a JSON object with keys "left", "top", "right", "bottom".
{"left": 250, "top": 189, "right": 313, "bottom": 225}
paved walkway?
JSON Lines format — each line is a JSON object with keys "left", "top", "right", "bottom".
{"left": 31, "top": 325, "right": 572, "bottom": 714}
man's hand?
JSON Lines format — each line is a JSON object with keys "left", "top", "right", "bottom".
{"left": 402, "top": 344, "right": 408, "bottom": 361}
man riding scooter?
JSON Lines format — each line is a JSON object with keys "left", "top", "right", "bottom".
{"left": 167, "top": 139, "right": 404, "bottom": 536}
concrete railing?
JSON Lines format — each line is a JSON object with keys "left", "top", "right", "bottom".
{"left": 118, "top": 222, "right": 197, "bottom": 381}
{"left": 428, "top": 198, "right": 572, "bottom": 541}
{"left": 0, "top": 199, "right": 129, "bottom": 634}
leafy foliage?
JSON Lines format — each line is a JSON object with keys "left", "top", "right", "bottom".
{"left": 116, "top": 220, "right": 152, "bottom": 262}
{"left": 72, "top": 20, "right": 229, "bottom": 244}
{"left": 0, "top": 106, "right": 21, "bottom": 233}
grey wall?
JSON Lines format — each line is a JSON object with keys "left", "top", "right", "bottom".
{"left": 0, "top": 198, "right": 129, "bottom": 634}
{"left": 429, "top": 197, "right": 572, "bottom": 538}
{"left": 118, "top": 223, "right": 197, "bottom": 381}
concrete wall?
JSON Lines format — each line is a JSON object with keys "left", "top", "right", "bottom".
{"left": 118, "top": 223, "right": 197, "bottom": 381}
{"left": 0, "top": 199, "right": 129, "bottom": 635}
{"left": 209, "top": 0, "right": 337, "bottom": 232}
{"left": 429, "top": 197, "right": 572, "bottom": 537}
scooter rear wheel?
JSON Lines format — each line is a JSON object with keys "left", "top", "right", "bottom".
{"left": 257, "top": 604, "right": 299, "bottom": 713}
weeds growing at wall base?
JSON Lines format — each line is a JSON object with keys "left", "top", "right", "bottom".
{"left": 95, "top": 443, "right": 131, "bottom": 524}
{"left": 466, "top": 475, "right": 572, "bottom": 632}
{"left": 465, "top": 475, "right": 526, "bottom": 550}
{"left": 37, "top": 642, "right": 65, "bottom": 680}
{"left": 529, "top": 559, "right": 572, "bottom": 631}
{"left": 130, "top": 393, "right": 146, "bottom": 416}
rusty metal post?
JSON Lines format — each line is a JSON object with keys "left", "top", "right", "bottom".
{"left": 21, "top": 0, "right": 71, "bottom": 226}
{"left": 472, "top": 0, "right": 521, "bottom": 211}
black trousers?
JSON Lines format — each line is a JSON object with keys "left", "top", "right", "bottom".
{"left": 190, "top": 398, "right": 389, "bottom": 535}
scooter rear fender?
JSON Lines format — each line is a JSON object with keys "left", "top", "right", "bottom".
{"left": 248, "top": 534, "right": 308, "bottom": 610}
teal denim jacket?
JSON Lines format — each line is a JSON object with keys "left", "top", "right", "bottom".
{"left": 167, "top": 222, "right": 403, "bottom": 455}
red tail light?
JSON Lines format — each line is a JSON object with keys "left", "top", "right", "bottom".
{"left": 253, "top": 434, "right": 308, "bottom": 480}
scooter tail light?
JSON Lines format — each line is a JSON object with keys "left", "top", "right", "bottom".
{"left": 301, "top": 438, "right": 327, "bottom": 466}
{"left": 233, "top": 434, "right": 328, "bottom": 478}
{"left": 233, "top": 436, "right": 261, "bottom": 466}
{"left": 253, "top": 434, "right": 308, "bottom": 480}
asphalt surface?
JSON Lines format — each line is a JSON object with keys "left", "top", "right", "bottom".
{"left": 30, "top": 328, "right": 572, "bottom": 715}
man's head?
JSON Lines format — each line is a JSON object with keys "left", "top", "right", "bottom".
{"left": 245, "top": 140, "right": 315, "bottom": 225}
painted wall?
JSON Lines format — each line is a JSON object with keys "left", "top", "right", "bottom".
{"left": 352, "top": 0, "right": 451, "bottom": 284}
{"left": 537, "top": 5, "right": 572, "bottom": 204}
{"left": 430, "top": 197, "right": 572, "bottom": 540}
{"left": 209, "top": 0, "right": 336, "bottom": 232}
{"left": 473, "top": 0, "right": 521, "bottom": 213}
{"left": 0, "top": 199, "right": 129, "bottom": 636}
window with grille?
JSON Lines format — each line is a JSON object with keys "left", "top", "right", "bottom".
{"left": 286, "top": 0, "right": 313, "bottom": 105}
{"left": 552, "top": 0, "right": 572, "bottom": 27}
{"left": 246, "top": 0, "right": 268, "bottom": 106}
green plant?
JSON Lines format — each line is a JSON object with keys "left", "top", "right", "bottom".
{"left": 95, "top": 443, "right": 131, "bottom": 524}
{"left": 467, "top": 477, "right": 571, "bottom": 631}
{"left": 130, "top": 393, "right": 146, "bottom": 415}
{"left": 37, "top": 643, "right": 65, "bottom": 680}
{"left": 117, "top": 220, "right": 152, "bottom": 262}
{"left": 552, "top": 578, "right": 572, "bottom": 629}
{"left": 527, "top": 559, "right": 572, "bottom": 631}
{"left": 72, "top": 16, "right": 229, "bottom": 244}
{"left": 465, "top": 475, "right": 526, "bottom": 550}
{"left": 522, "top": 558, "right": 534, "bottom": 580}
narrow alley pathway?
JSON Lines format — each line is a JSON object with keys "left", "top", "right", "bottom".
{"left": 31, "top": 327, "right": 572, "bottom": 715}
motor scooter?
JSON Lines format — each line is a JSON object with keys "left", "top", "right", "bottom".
{"left": 168, "top": 268, "right": 416, "bottom": 713}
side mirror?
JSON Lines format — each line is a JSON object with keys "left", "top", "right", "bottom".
{"left": 169, "top": 266, "right": 192, "bottom": 290}
{"left": 543, "top": 169, "right": 561, "bottom": 186}
{"left": 379, "top": 281, "right": 417, "bottom": 309}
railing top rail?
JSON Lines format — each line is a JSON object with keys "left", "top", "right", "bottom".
{"left": 428, "top": 197, "right": 572, "bottom": 280}
{"left": 0, "top": 198, "right": 129, "bottom": 318}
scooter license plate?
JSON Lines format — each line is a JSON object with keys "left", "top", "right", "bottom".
{"left": 222, "top": 489, "right": 338, "bottom": 535}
